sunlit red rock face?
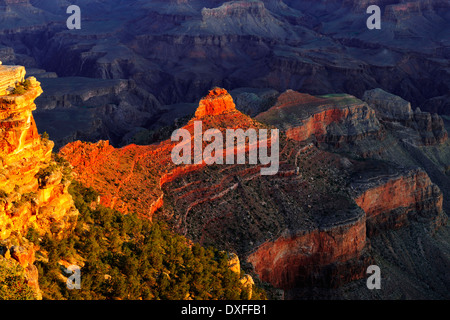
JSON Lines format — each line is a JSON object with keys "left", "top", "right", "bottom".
{"left": 0, "top": 64, "right": 25, "bottom": 96}
{"left": 0, "top": 66, "right": 78, "bottom": 241}
{"left": 247, "top": 213, "right": 368, "bottom": 290}
{"left": 255, "top": 90, "right": 383, "bottom": 147}
{"left": 235, "top": 88, "right": 449, "bottom": 292}
{"left": 0, "top": 63, "right": 79, "bottom": 298}
{"left": 61, "top": 87, "right": 447, "bottom": 294}
{"left": 195, "top": 87, "right": 237, "bottom": 118}
{"left": 246, "top": 162, "right": 446, "bottom": 291}
{"left": 59, "top": 88, "right": 261, "bottom": 217}
{"left": 352, "top": 167, "right": 446, "bottom": 235}
{"left": 156, "top": 133, "right": 375, "bottom": 291}
{"left": 60, "top": 140, "right": 169, "bottom": 216}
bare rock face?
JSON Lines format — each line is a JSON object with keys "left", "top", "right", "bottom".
{"left": 255, "top": 90, "right": 383, "bottom": 147}
{"left": 195, "top": 88, "right": 238, "bottom": 118}
{"left": 225, "top": 251, "right": 256, "bottom": 298}
{"left": 59, "top": 87, "right": 261, "bottom": 217}
{"left": 59, "top": 139, "right": 167, "bottom": 216}
{"left": 0, "top": 65, "right": 78, "bottom": 241}
{"left": 0, "top": 63, "right": 79, "bottom": 298}
{"left": 352, "top": 166, "right": 446, "bottom": 235}
{"left": 227, "top": 252, "right": 241, "bottom": 274}
{"left": 61, "top": 87, "right": 448, "bottom": 297}
{"left": 363, "top": 88, "right": 448, "bottom": 146}
{"left": 247, "top": 209, "right": 369, "bottom": 290}
{"left": 362, "top": 88, "right": 413, "bottom": 122}
{"left": 202, "top": 1, "right": 267, "bottom": 19}
{"left": 247, "top": 161, "right": 446, "bottom": 292}
{"left": 1, "top": 0, "right": 448, "bottom": 121}
{"left": 0, "top": 64, "right": 25, "bottom": 95}
{"left": 200, "top": 1, "right": 289, "bottom": 37}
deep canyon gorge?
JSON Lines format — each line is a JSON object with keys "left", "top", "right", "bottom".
{"left": 0, "top": 0, "right": 449, "bottom": 300}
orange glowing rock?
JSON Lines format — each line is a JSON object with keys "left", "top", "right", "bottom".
{"left": 0, "top": 64, "right": 78, "bottom": 241}
{"left": 195, "top": 88, "right": 237, "bottom": 118}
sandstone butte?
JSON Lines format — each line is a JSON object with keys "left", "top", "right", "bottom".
{"left": 0, "top": 68, "right": 255, "bottom": 299}
{"left": 255, "top": 90, "right": 384, "bottom": 147}
{"left": 195, "top": 87, "right": 237, "bottom": 118}
{"left": 59, "top": 87, "right": 264, "bottom": 217}
{"left": 256, "top": 89, "right": 448, "bottom": 150}
{"left": 0, "top": 63, "right": 79, "bottom": 299}
{"left": 60, "top": 86, "right": 447, "bottom": 293}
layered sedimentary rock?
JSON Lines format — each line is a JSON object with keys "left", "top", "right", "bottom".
{"left": 246, "top": 161, "right": 446, "bottom": 291}
{"left": 61, "top": 87, "right": 447, "bottom": 295}
{"left": 247, "top": 208, "right": 368, "bottom": 290}
{"left": 60, "top": 139, "right": 166, "bottom": 216}
{"left": 363, "top": 88, "right": 447, "bottom": 146}
{"left": 195, "top": 87, "right": 238, "bottom": 118}
{"left": 255, "top": 90, "right": 383, "bottom": 147}
{"left": 352, "top": 166, "right": 446, "bottom": 235}
{"left": 160, "top": 133, "right": 376, "bottom": 291}
{"left": 202, "top": 1, "right": 268, "bottom": 18}
{"left": 0, "top": 63, "right": 25, "bottom": 96}
{"left": 2, "top": 0, "right": 448, "bottom": 134}
{"left": 0, "top": 65, "right": 78, "bottom": 240}
{"left": 59, "top": 88, "right": 263, "bottom": 217}
{"left": 0, "top": 63, "right": 79, "bottom": 298}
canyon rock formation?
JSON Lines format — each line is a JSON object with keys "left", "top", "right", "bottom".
{"left": 0, "top": 0, "right": 448, "bottom": 300}
{"left": 255, "top": 90, "right": 384, "bottom": 148}
{"left": 195, "top": 87, "right": 237, "bottom": 118}
{"left": 0, "top": 0, "right": 447, "bottom": 148}
{"left": 0, "top": 63, "right": 78, "bottom": 298}
{"left": 61, "top": 87, "right": 449, "bottom": 298}
{"left": 363, "top": 88, "right": 448, "bottom": 146}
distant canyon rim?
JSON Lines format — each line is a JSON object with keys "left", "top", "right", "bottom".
{"left": 0, "top": 0, "right": 447, "bottom": 148}
{"left": 0, "top": 0, "right": 449, "bottom": 300}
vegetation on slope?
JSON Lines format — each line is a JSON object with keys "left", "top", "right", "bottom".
{"left": 0, "top": 257, "right": 37, "bottom": 300}
{"left": 29, "top": 180, "right": 266, "bottom": 300}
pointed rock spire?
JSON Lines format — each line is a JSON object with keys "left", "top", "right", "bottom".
{"left": 194, "top": 87, "right": 237, "bottom": 118}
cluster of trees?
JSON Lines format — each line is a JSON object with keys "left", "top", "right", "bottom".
{"left": 31, "top": 181, "right": 266, "bottom": 300}
{"left": 0, "top": 257, "right": 36, "bottom": 300}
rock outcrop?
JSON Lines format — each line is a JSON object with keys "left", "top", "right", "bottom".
{"left": 59, "top": 140, "right": 168, "bottom": 217}
{"left": 0, "top": 63, "right": 79, "bottom": 298}
{"left": 157, "top": 132, "right": 374, "bottom": 291}
{"left": 225, "top": 251, "right": 256, "bottom": 298}
{"left": 247, "top": 208, "right": 369, "bottom": 290}
{"left": 59, "top": 88, "right": 264, "bottom": 217}
{"left": 0, "top": 64, "right": 78, "bottom": 240}
{"left": 195, "top": 87, "right": 238, "bottom": 118}
{"left": 2, "top": 0, "right": 449, "bottom": 140}
{"left": 363, "top": 88, "right": 448, "bottom": 146}
{"left": 60, "top": 87, "right": 447, "bottom": 297}
{"left": 352, "top": 166, "right": 446, "bottom": 235}
{"left": 0, "top": 63, "right": 25, "bottom": 96}
{"left": 0, "top": 241, "right": 40, "bottom": 298}
{"left": 255, "top": 90, "right": 383, "bottom": 147}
